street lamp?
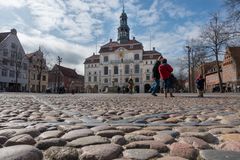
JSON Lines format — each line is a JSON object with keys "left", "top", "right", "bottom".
{"left": 186, "top": 46, "right": 191, "bottom": 93}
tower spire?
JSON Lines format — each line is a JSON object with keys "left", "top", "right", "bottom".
{"left": 118, "top": 0, "right": 130, "bottom": 44}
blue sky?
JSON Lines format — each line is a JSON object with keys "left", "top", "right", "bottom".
{"left": 0, "top": 0, "right": 225, "bottom": 74}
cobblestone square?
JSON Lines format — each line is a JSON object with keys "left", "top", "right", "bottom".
{"left": 0, "top": 93, "right": 240, "bottom": 160}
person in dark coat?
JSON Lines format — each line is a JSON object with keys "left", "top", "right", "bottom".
{"left": 159, "top": 58, "right": 174, "bottom": 98}
{"left": 149, "top": 56, "right": 163, "bottom": 96}
{"left": 196, "top": 75, "right": 205, "bottom": 97}
{"left": 128, "top": 77, "right": 134, "bottom": 94}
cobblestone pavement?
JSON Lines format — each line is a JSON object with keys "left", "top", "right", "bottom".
{"left": 0, "top": 93, "right": 240, "bottom": 160}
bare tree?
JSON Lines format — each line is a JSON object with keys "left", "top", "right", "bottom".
{"left": 225, "top": 0, "right": 240, "bottom": 21}
{"left": 225, "top": 0, "right": 240, "bottom": 45}
{"left": 184, "top": 39, "right": 209, "bottom": 92}
{"left": 11, "top": 46, "right": 25, "bottom": 92}
{"left": 36, "top": 47, "right": 49, "bottom": 93}
{"left": 176, "top": 57, "right": 188, "bottom": 92}
{"left": 27, "top": 47, "right": 49, "bottom": 93}
{"left": 200, "top": 13, "right": 231, "bottom": 93}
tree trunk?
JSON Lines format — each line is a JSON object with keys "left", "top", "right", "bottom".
{"left": 215, "top": 54, "right": 224, "bottom": 93}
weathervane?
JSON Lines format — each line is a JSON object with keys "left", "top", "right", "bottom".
{"left": 122, "top": 0, "right": 125, "bottom": 12}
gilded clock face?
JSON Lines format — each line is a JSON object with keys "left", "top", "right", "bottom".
{"left": 119, "top": 51, "right": 124, "bottom": 58}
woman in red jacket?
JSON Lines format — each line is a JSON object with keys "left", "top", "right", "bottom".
{"left": 159, "top": 58, "right": 174, "bottom": 98}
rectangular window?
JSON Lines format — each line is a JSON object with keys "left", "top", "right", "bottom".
{"left": 2, "top": 59, "right": 8, "bottom": 65}
{"left": 135, "top": 78, "right": 139, "bottom": 83}
{"left": 31, "top": 85, "right": 35, "bottom": 92}
{"left": 23, "top": 73, "right": 27, "bottom": 79}
{"left": 23, "top": 63, "right": 27, "bottom": 70}
{"left": 37, "top": 74, "right": 40, "bottom": 80}
{"left": 10, "top": 60, "right": 14, "bottom": 66}
{"left": 32, "top": 74, "right": 35, "bottom": 80}
{"left": 146, "top": 75, "right": 150, "bottom": 80}
{"left": 2, "top": 69, "right": 7, "bottom": 77}
{"left": 114, "top": 78, "right": 118, "bottom": 82}
{"left": 9, "top": 70, "right": 15, "bottom": 77}
{"left": 11, "top": 43, "right": 16, "bottom": 49}
{"left": 42, "top": 75, "right": 46, "bottom": 81}
{"left": 125, "top": 78, "right": 128, "bottom": 82}
{"left": 134, "top": 54, "right": 139, "bottom": 60}
{"left": 42, "top": 85, "right": 46, "bottom": 92}
{"left": 114, "top": 66, "right": 118, "bottom": 74}
{"left": 104, "top": 56, "right": 108, "bottom": 62}
{"left": 94, "top": 76, "right": 97, "bottom": 82}
{"left": 88, "top": 76, "right": 91, "bottom": 82}
{"left": 3, "top": 49, "right": 8, "bottom": 56}
{"left": 134, "top": 64, "right": 140, "bottom": 73}
{"left": 11, "top": 51, "right": 15, "bottom": 58}
{"left": 125, "top": 65, "right": 129, "bottom": 74}
{"left": 104, "top": 66, "right": 108, "bottom": 75}
{"left": 104, "top": 78, "right": 108, "bottom": 83}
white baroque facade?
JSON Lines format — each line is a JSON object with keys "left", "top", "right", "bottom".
{"left": 84, "top": 9, "right": 161, "bottom": 93}
{"left": 0, "top": 29, "right": 28, "bottom": 91}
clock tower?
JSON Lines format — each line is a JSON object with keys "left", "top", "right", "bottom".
{"left": 117, "top": 4, "right": 130, "bottom": 44}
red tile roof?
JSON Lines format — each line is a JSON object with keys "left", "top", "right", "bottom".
{"left": 0, "top": 32, "right": 10, "bottom": 43}
{"left": 143, "top": 50, "right": 162, "bottom": 60}
{"left": 84, "top": 54, "right": 100, "bottom": 64}
{"left": 99, "top": 39, "right": 143, "bottom": 53}
{"left": 55, "top": 65, "right": 80, "bottom": 79}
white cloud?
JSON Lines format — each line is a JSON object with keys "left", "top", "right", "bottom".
{"left": 0, "top": 0, "right": 26, "bottom": 8}
{"left": 0, "top": 0, "right": 204, "bottom": 75}
{"left": 159, "top": 0, "right": 193, "bottom": 18}
{"left": 18, "top": 31, "right": 94, "bottom": 74}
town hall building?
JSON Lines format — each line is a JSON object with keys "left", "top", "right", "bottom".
{"left": 84, "top": 7, "right": 162, "bottom": 93}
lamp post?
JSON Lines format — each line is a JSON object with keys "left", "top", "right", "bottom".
{"left": 57, "top": 56, "right": 62, "bottom": 93}
{"left": 186, "top": 46, "right": 191, "bottom": 93}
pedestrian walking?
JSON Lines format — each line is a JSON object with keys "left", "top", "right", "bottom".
{"left": 159, "top": 58, "right": 174, "bottom": 98}
{"left": 149, "top": 56, "right": 163, "bottom": 96}
{"left": 196, "top": 75, "right": 205, "bottom": 97}
{"left": 128, "top": 77, "right": 134, "bottom": 94}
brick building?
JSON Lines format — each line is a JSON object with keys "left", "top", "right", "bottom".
{"left": 48, "top": 65, "right": 84, "bottom": 93}
{"left": 222, "top": 47, "right": 240, "bottom": 92}
{"left": 196, "top": 47, "right": 240, "bottom": 92}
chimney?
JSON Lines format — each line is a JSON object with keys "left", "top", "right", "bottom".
{"left": 11, "top": 28, "right": 17, "bottom": 35}
{"left": 153, "top": 47, "right": 155, "bottom": 51}
{"left": 133, "top": 36, "right": 135, "bottom": 40}
{"left": 110, "top": 39, "right": 112, "bottom": 42}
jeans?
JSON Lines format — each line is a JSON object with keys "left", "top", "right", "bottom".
{"left": 151, "top": 79, "right": 160, "bottom": 94}
{"left": 163, "top": 78, "right": 172, "bottom": 90}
